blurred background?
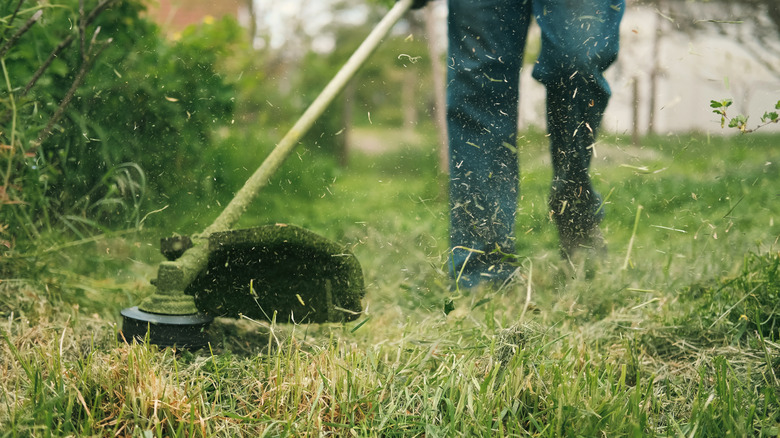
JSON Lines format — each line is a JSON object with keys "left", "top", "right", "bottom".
{"left": 1, "top": 0, "right": 778, "bottom": 259}
{"left": 153, "top": 0, "right": 780, "bottom": 135}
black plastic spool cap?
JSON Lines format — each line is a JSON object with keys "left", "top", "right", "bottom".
{"left": 120, "top": 306, "right": 213, "bottom": 350}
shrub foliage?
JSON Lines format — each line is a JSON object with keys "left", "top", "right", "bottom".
{"left": 0, "top": 0, "right": 236, "bottom": 246}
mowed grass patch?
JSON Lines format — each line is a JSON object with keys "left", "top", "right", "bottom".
{"left": 1, "top": 131, "right": 779, "bottom": 436}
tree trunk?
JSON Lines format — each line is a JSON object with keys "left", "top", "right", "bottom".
{"left": 246, "top": 0, "right": 257, "bottom": 47}
{"left": 338, "top": 79, "right": 356, "bottom": 168}
{"left": 632, "top": 77, "right": 641, "bottom": 146}
{"left": 648, "top": 0, "right": 663, "bottom": 135}
{"left": 425, "top": 5, "right": 449, "bottom": 174}
{"left": 402, "top": 68, "right": 418, "bottom": 134}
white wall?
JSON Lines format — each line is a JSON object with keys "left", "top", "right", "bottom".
{"left": 517, "top": 5, "right": 780, "bottom": 135}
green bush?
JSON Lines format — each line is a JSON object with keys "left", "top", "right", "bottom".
{"left": 0, "top": 0, "right": 237, "bottom": 246}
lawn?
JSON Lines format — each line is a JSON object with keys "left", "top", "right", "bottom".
{"left": 1, "top": 128, "right": 779, "bottom": 436}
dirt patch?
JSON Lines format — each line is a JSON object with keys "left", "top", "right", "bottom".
{"left": 348, "top": 127, "right": 667, "bottom": 173}
{"left": 528, "top": 141, "right": 667, "bottom": 170}
{"left": 593, "top": 142, "right": 666, "bottom": 167}
{"left": 348, "top": 127, "right": 425, "bottom": 155}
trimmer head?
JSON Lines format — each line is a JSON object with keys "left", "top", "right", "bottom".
{"left": 120, "top": 224, "right": 364, "bottom": 348}
{"left": 120, "top": 306, "right": 213, "bottom": 349}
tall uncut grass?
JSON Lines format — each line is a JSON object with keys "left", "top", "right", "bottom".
{"left": 1, "top": 130, "right": 778, "bottom": 436}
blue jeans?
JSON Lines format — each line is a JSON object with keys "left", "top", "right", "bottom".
{"left": 447, "top": 0, "right": 624, "bottom": 286}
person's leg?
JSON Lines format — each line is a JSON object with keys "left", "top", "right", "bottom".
{"left": 532, "top": 0, "right": 625, "bottom": 258}
{"left": 447, "top": 0, "right": 532, "bottom": 287}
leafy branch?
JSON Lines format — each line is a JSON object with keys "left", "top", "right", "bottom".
{"left": 711, "top": 98, "right": 780, "bottom": 133}
{"left": 0, "top": 9, "right": 42, "bottom": 59}
{"left": 1, "top": 0, "right": 117, "bottom": 224}
{"left": 33, "top": 26, "right": 113, "bottom": 147}
{"left": 0, "top": 0, "right": 117, "bottom": 149}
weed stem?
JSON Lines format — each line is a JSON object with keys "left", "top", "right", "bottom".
{"left": 622, "top": 205, "right": 643, "bottom": 270}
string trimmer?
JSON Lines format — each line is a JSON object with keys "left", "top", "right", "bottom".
{"left": 120, "top": 0, "right": 414, "bottom": 348}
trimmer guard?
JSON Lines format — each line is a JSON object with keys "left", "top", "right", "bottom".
{"left": 179, "top": 224, "right": 365, "bottom": 323}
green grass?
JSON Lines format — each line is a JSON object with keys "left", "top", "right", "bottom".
{"left": 1, "top": 129, "right": 779, "bottom": 436}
